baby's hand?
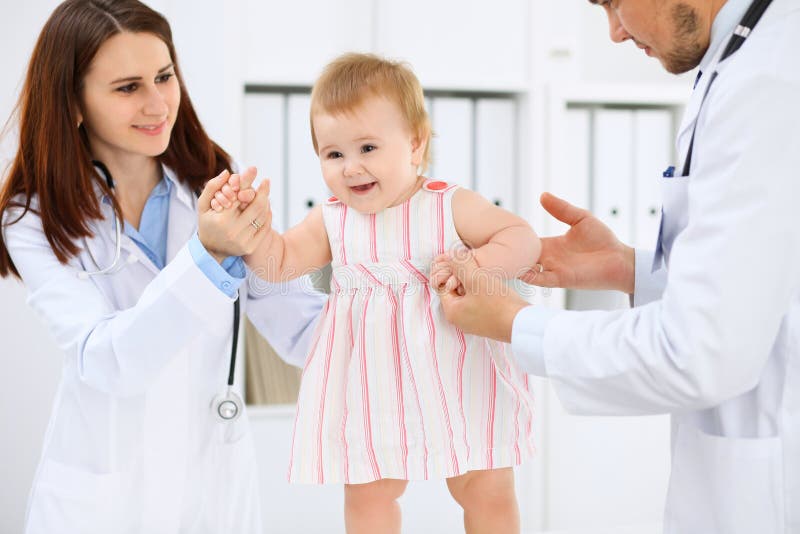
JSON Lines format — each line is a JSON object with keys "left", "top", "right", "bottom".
{"left": 430, "top": 254, "right": 465, "bottom": 296}
{"left": 210, "top": 166, "right": 259, "bottom": 212}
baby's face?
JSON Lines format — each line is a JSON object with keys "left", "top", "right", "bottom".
{"left": 313, "top": 96, "right": 426, "bottom": 214}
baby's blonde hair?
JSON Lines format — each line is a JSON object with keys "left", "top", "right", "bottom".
{"left": 310, "top": 52, "right": 432, "bottom": 172}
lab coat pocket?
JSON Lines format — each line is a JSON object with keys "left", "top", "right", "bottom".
{"left": 26, "top": 458, "right": 121, "bottom": 534}
{"left": 664, "top": 423, "right": 784, "bottom": 534}
{"left": 653, "top": 174, "right": 690, "bottom": 270}
{"left": 198, "top": 424, "right": 261, "bottom": 534}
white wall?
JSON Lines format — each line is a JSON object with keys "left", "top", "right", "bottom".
{"left": 0, "top": 3, "right": 67, "bottom": 532}
{"left": 0, "top": 1, "right": 692, "bottom": 533}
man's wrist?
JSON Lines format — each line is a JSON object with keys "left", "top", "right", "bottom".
{"left": 497, "top": 296, "right": 530, "bottom": 343}
{"left": 619, "top": 244, "right": 636, "bottom": 294}
{"left": 625, "top": 246, "right": 636, "bottom": 295}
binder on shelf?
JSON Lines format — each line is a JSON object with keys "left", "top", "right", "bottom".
{"left": 560, "top": 107, "right": 592, "bottom": 232}
{"left": 633, "top": 110, "right": 672, "bottom": 250}
{"left": 243, "top": 94, "right": 287, "bottom": 232}
{"left": 429, "top": 97, "right": 473, "bottom": 187}
{"left": 567, "top": 108, "right": 634, "bottom": 312}
{"left": 475, "top": 98, "right": 515, "bottom": 211}
{"left": 287, "top": 94, "right": 330, "bottom": 227}
{"left": 593, "top": 109, "right": 634, "bottom": 245}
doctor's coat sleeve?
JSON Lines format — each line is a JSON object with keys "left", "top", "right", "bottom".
{"left": 3, "top": 211, "right": 239, "bottom": 397}
{"left": 2, "top": 206, "right": 319, "bottom": 396}
{"left": 512, "top": 74, "right": 800, "bottom": 416}
{"left": 244, "top": 274, "right": 326, "bottom": 368}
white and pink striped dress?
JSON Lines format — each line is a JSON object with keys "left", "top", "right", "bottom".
{"left": 288, "top": 179, "right": 534, "bottom": 484}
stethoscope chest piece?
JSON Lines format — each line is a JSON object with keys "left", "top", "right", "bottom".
{"left": 212, "top": 387, "right": 244, "bottom": 422}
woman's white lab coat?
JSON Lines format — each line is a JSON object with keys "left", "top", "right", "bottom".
{"left": 515, "top": 0, "right": 800, "bottom": 532}
{"left": 2, "top": 166, "right": 325, "bottom": 534}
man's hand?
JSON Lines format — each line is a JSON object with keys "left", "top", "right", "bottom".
{"left": 519, "top": 193, "right": 635, "bottom": 294}
{"left": 435, "top": 250, "right": 529, "bottom": 343}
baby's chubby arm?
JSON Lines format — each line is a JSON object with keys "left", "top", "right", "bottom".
{"left": 210, "top": 172, "right": 332, "bottom": 282}
{"left": 450, "top": 188, "right": 541, "bottom": 277}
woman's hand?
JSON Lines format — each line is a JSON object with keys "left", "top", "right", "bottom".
{"left": 197, "top": 169, "right": 272, "bottom": 262}
{"left": 518, "top": 193, "right": 635, "bottom": 294}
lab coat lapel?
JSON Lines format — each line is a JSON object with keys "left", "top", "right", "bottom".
{"left": 164, "top": 167, "right": 198, "bottom": 263}
{"left": 81, "top": 201, "right": 158, "bottom": 277}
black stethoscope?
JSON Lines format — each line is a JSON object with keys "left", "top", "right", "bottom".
{"left": 83, "top": 161, "right": 244, "bottom": 423}
{"left": 681, "top": 0, "right": 773, "bottom": 176}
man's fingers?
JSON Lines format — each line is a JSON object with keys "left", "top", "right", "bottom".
{"left": 518, "top": 268, "right": 558, "bottom": 288}
{"left": 441, "top": 275, "right": 453, "bottom": 292}
{"left": 540, "top": 192, "right": 588, "bottom": 227}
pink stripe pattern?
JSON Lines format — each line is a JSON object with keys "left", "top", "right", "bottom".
{"left": 288, "top": 179, "right": 535, "bottom": 484}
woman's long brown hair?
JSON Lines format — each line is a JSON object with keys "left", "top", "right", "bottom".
{"left": 0, "top": 0, "right": 231, "bottom": 278}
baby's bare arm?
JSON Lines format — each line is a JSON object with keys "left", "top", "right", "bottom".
{"left": 451, "top": 188, "right": 541, "bottom": 279}
{"left": 245, "top": 206, "right": 332, "bottom": 282}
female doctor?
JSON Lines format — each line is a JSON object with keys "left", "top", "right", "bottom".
{"left": 435, "top": 0, "right": 799, "bottom": 532}
{"left": 0, "top": 1, "right": 324, "bottom": 533}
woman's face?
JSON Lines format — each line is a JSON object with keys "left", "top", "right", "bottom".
{"left": 79, "top": 32, "right": 180, "bottom": 163}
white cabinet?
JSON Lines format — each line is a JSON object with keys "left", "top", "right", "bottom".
{"left": 243, "top": 94, "right": 287, "bottom": 231}
{"left": 243, "top": 0, "right": 529, "bottom": 89}
{"left": 374, "top": 0, "right": 529, "bottom": 90}
{"left": 541, "top": 88, "right": 685, "bottom": 533}
{"left": 286, "top": 94, "right": 330, "bottom": 227}
{"left": 545, "top": 383, "right": 671, "bottom": 531}
{"left": 593, "top": 109, "right": 635, "bottom": 244}
{"left": 475, "top": 99, "right": 517, "bottom": 210}
{"left": 429, "top": 97, "right": 473, "bottom": 186}
{"left": 633, "top": 110, "right": 673, "bottom": 249}
{"left": 243, "top": 0, "right": 373, "bottom": 85}
{"left": 243, "top": 92, "right": 332, "bottom": 230}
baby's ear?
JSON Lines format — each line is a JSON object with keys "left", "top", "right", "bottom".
{"left": 411, "top": 134, "right": 428, "bottom": 167}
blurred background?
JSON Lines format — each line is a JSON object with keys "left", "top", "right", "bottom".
{"left": 0, "top": 1, "right": 694, "bottom": 532}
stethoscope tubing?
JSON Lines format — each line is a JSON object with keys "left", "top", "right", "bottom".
{"left": 77, "top": 160, "right": 242, "bottom": 422}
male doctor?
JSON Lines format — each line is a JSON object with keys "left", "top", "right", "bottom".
{"left": 436, "top": 0, "right": 799, "bottom": 532}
